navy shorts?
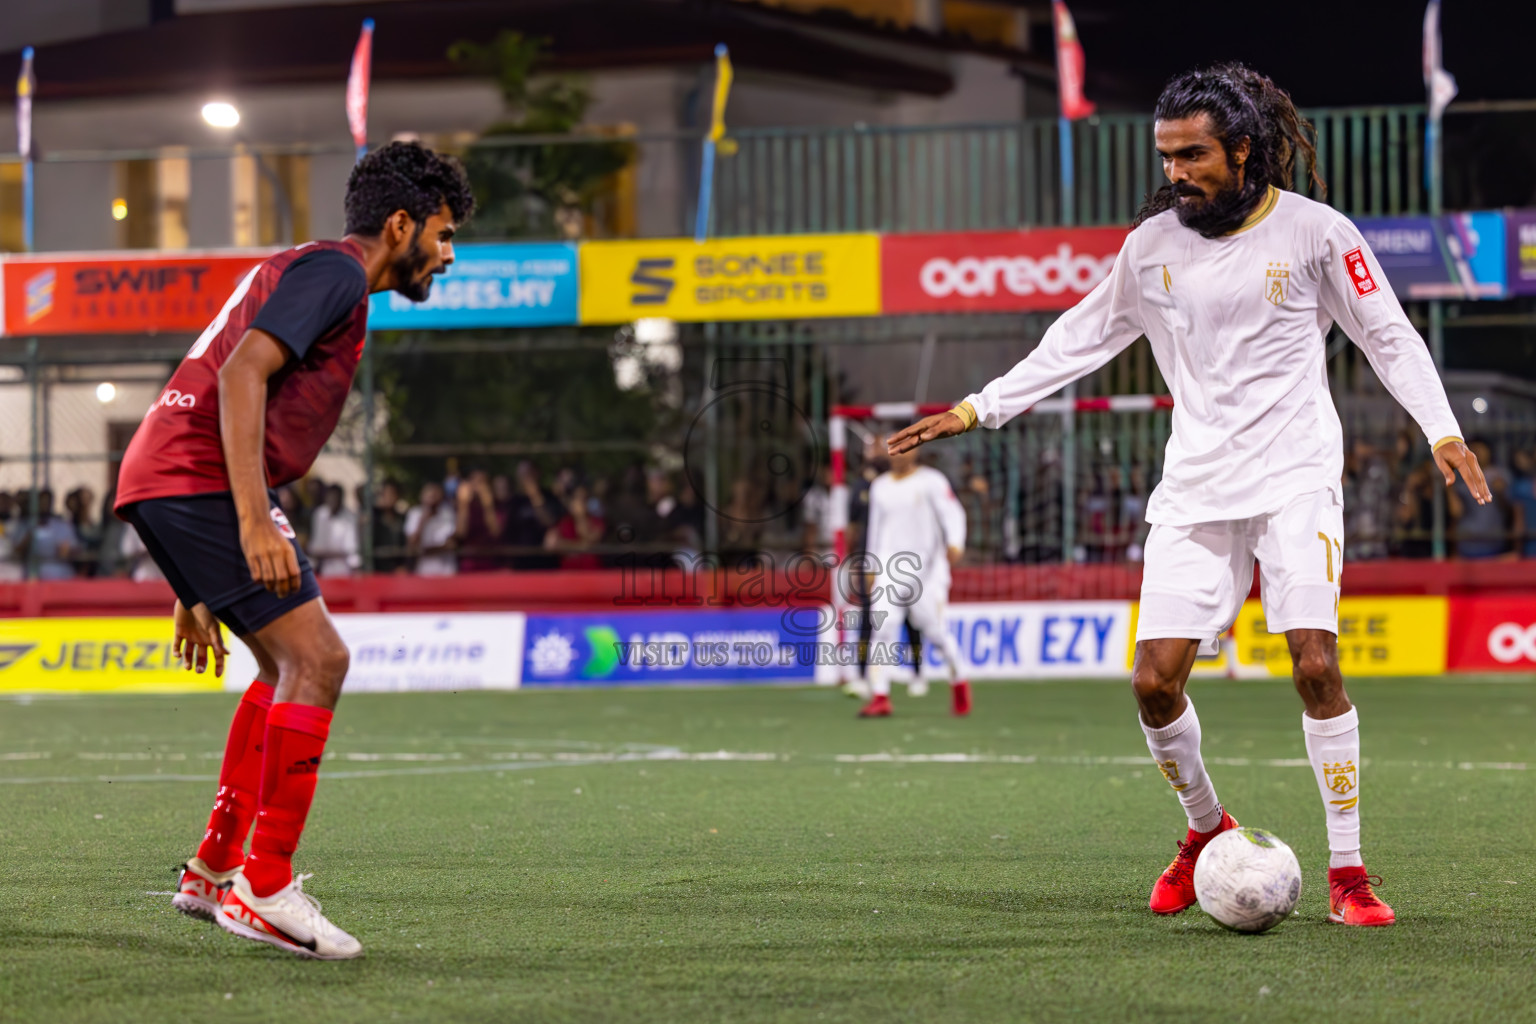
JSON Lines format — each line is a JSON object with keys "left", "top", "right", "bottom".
{"left": 121, "top": 490, "right": 321, "bottom": 637}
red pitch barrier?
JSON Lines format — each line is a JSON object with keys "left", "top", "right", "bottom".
{"left": 0, "top": 560, "right": 1532, "bottom": 618}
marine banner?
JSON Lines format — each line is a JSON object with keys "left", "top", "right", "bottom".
{"left": 578, "top": 234, "right": 881, "bottom": 324}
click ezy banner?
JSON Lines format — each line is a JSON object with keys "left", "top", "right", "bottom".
{"left": 579, "top": 234, "right": 881, "bottom": 324}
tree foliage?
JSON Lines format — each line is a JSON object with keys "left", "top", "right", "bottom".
{"left": 449, "top": 32, "right": 632, "bottom": 240}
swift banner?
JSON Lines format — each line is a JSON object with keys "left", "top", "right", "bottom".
{"left": 367, "top": 242, "right": 579, "bottom": 329}
{"left": 1508, "top": 210, "right": 1536, "bottom": 297}
{"left": 579, "top": 234, "right": 880, "bottom": 324}
{"left": 0, "top": 251, "right": 270, "bottom": 336}
{"left": 881, "top": 227, "right": 1127, "bottom": 314}
{"left": 1353, "top": 212, "right": 1506, "bottom": 300}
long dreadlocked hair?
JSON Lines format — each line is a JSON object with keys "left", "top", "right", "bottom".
{"left": 1133, "top": 63, "right": 1325, "bottom": 229}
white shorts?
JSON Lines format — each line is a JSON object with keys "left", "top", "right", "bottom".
{"left": 1135, "top": 489, "right": 1343, "bottom": 655}
{"left": 870, "top": 575, "right": 949, "bottom": 646}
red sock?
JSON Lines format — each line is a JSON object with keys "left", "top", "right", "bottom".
{"left": 195, "top": 681, "right": 274, "bottom": 872}
{"left": 244, "top": 702, "right": 333, "bottom": 898}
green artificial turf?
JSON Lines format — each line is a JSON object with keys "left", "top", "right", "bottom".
{"left": 2, "top": 678, "right": 1535, "bottom": 1023}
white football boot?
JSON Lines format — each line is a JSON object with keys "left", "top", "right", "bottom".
{"left": 172, "top": 857, "right": 241, "bottom": 922}
{"left": 216, "top": 871, "right": 363, "bottom": 960}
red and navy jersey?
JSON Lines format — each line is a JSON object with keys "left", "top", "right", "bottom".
{"left": 115, "top": 240, "right": 370, "bottom": 510}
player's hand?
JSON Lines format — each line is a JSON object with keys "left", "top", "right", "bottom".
{"left": 173, "top": 600, "right": 227, "bottom": 677}
{"left": 947, "top": 546, "right": 963, "bottom": 567}
{"left": 887, "top": 412, "right": 966, "bottom": 455}
{"left": 240, "top": 517, "right": 302, "bottom": 597}
{"left": 1433, "top": 440, "right": 1491, "bottom": 505}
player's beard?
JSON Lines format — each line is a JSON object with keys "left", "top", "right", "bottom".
{"left": 390, "top": 239, "right": 437, "bottom": 303}
{"left": 1173, "top": 174, "right": 1262, "bottom": 239}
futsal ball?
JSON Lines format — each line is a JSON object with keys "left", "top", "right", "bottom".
{"left": 1192, "top": 827, "right": 1302, "bottom": 933}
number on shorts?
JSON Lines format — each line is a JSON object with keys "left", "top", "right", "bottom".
{"left": 1316, "top": 532, "right": 1342, "bottom": 583}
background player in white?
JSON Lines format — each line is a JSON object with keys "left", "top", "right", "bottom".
{"left": 888, "top": 64, "right": 1491, "bottom": 926}
{"left": 854, "top": 441, "right": 972, "bottom": 718}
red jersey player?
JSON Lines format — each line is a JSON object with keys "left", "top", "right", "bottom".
{"left": 115, "top": 142, "right": 474, "bottom": 959}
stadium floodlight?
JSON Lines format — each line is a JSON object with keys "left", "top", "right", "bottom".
{"left": 201, "top": 101, "right": 241, "bottom": 129}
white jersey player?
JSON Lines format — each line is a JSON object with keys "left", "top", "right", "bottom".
{"left": 889, "top": 63, "right": 1490, "bottom": 928}
{"left": 854, "top": 448, "right": 972, "bottom": 718}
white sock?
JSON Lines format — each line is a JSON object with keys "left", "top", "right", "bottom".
{"left": 1140, "top": 699, "right": 1223, "bottom": 833}
{"left": 1303, "top": 707, "right": 1363, "bottom": 869}
{"left": 934, "top": 628, "right": 965, "bottom": 684}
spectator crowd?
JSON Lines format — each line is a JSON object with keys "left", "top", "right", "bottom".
{"left": 2, "top": 434, "right": 1534, "bottom": 582}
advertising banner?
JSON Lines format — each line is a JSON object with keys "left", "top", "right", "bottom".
{"left": 367, "top": 242, "right": 579, "bottom": 329}
{"left": 578, "top": 234, "right": 881, "bottom": 324}
{"left": 227, "top": 613, "right": 526, "bottom": 693}
{"left": 522, "top": 609, "right": 818, "bottom": 686}
{"left": 1508, "top": 210, "right": 1536, "bottom": 297}
{"left": 0, "top": 251, "right": 271, "bottom": 336}
{"left": 1353, "top": 212, "right": 1506, "bottom": 300}
{"left": 880, "top": 227, "right": 1127, "bottom": 314}
{"left": 1446, "top": 595, "right": 1536, "bottom": 672}
{"left": 1229, "top": 596, "right": 1449, "bottom": 676}
{"left": 0, "top": 617, "right": 223, "bottom": 693}
{"left": 820, "top": 600, "right": 1134, "bottom": 683}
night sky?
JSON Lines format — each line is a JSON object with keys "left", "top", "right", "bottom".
{"left": 1065, "top": 0, "right": 1536, "bottom": 110}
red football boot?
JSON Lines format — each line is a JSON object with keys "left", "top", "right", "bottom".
{"left": 1149, "top": 809, "right": 1238, "bottom": 915}
{"left": 858, "top": 695, "right": 893, "bottom": 718}
{"left": 1328, "top": 867, "right": 1395, "bottom": 926}
{"left": 950, "top": 680, "right": 972, "bottom": 716}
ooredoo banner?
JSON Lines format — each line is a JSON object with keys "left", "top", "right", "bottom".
{"left": 1446, "top": 595, "right": 1536, "bottom": 672}
{"left": 880, "top": 227, "right": 1128, "bottom": 314}
{"left": 0, "top": 250, "right": 271, "bottom": 336}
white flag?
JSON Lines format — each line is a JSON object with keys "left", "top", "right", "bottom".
{"left": 1423, "top": 0, "right": 1457, "bottom": 121}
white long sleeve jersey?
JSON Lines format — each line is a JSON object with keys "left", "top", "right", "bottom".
{"left": 865, "top": 466, "right": 967, "bottom": 592}
{"left": 963, "top": 188, "right": 1462, "bottom": 526}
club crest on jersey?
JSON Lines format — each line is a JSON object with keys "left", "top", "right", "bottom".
{"left": 1264, "top": 261, "right": 1290, "bottom": 305}
{"left": 269, "top": 507, "right": 297, "bottom": 540}
{"left": 1343, "top": 247, "right": 1379, "bottom": 298}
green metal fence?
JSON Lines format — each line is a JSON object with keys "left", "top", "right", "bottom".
{"left": 713, "top": 106, "right": 1430, "bottom": 236}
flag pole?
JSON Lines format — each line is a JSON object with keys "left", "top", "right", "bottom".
{"left": 694, "top": 44, "right": 732, "bottom": 243}
{"left": 19, "top": 46, "right": 35, "bottom": 251}
{"left": 348, "top": 18, "right": 377, "bottom": 569}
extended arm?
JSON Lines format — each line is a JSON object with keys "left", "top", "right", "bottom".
{"left": 1319, "top": 223, "right": 1490, "bottom": 504}
{"left": 890, "top": 238, "right": 1145, "bottom": 454}
{"left": 933, "top": 474, "right": 967, "bottom": 564}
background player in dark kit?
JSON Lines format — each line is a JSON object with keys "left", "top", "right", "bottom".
{"left": 115, "top": 142, "right": 474, "bottom": 959}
